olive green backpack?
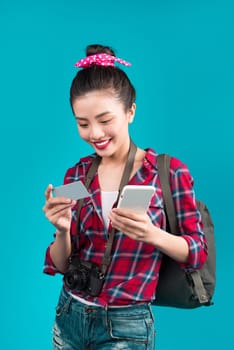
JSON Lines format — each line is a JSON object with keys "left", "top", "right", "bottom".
{"left": 154, "top": 154, "right": 216, "bottom": 308}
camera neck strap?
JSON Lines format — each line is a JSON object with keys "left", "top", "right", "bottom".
{"left": 75, "top": 139, "right": 137, "bottom": 275}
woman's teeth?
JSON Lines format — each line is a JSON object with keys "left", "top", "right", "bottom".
{"left": 95, "top": 140, "right": 109, "bottom": 147}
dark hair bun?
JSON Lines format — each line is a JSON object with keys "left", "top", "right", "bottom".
{"left": 86, "top": 44, "right": 116, "bottom": 57}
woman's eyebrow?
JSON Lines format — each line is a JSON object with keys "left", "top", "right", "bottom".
{"left": 75, "top": 111, "right": 111, "bottom": 120}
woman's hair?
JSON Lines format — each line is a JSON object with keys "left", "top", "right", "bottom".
{"left": 70, "top": 44, "right": 136, "bottom": 112}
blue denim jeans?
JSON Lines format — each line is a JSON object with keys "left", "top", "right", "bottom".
{"left": 53, "top": 287, "right": 156, "bottom": 350}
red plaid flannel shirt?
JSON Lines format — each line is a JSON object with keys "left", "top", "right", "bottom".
{"left": 44, "top": 148, "right": 207, "bottom": 307}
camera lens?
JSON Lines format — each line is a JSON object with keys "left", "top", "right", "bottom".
{"left": 64, "top": 269, "right": 88, "bottom": 290}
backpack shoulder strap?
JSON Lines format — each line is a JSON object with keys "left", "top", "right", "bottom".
{"left": 157, "top": 154, "right": 178, "bottom": 235}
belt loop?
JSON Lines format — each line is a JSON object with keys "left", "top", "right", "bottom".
{"left": 147, "top": 303, "right": 155, "bottom": 322}
{"left": 63, "top": 295, "right": 73, "bottom": 313}
{"left": 104, "top": 304, "right": 109, "bottom": 329}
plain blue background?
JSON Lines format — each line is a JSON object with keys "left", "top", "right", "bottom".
{"left": 0, "top": 0, "right": 233, "bottom": 349}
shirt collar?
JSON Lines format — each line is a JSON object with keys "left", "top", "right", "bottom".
{"left": 143, "top": 148, "right": 158, "bottom": 170}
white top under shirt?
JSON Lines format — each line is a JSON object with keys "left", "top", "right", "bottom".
{"left": 101, "top": 190, "right": 119, "bottom": 228}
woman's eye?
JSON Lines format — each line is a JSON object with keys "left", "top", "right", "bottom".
{"left": 78, "top": 123, "right": 88, "bottom": 128}
{"left": 100, "top": 119, "right": 111, "bottom": 124}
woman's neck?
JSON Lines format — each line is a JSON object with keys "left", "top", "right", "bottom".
{"left": 98, "top": 147, "right": 146, "bottom": 191}
{"left": 100, "top": 142, "right": 131, "bottom": 167}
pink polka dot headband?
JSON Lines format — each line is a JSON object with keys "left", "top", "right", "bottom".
{"left": 74, "top": 53, "right": 132, "bottom": 68}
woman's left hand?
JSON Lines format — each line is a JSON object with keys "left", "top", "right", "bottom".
{"left": 109, "top": 207, "right": 157, "bottom": 244}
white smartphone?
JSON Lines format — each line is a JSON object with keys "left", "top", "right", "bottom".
{"left": 117, "top": 185, "right": 155, "bottom": 212}
{"left": 52, "top": 181, "right": 90, "bottom": 200}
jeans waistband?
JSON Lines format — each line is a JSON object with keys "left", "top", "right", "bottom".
{"left": 61, "top": 287, "right": 152, "bottom": 315}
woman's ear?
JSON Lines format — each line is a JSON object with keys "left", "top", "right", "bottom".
{"left": 128, "top": 103, "right": 136, "bottom": 124}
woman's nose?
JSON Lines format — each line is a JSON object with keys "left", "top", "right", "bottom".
{"left": 89, "top": 125, "right": 105, "bottom": 139}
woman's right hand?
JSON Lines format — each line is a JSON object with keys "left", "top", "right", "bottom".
{"left": 42, "top": 184, "right": 76, "bottom": 235}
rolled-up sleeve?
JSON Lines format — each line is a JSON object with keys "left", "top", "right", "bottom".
{"left": 170, "top": 157, "right": 208, "bottom": 270}
{"left": 43, "top": 240, "right": 60, "bottom": 276}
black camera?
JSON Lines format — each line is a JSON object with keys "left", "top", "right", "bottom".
{"left": 63, "top": 257, "right": 105, "bottom": 297}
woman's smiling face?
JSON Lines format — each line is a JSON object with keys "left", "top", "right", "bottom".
{"left": 72, "top": 90, "right": 136, "bottom": 159}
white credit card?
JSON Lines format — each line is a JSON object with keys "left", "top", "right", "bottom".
{"left": 52, "top": 181, "right": 90, "bottom": 200}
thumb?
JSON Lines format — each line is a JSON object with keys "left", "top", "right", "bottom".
{"left": 45, "top": 184, "right": 53, "bottom": 201}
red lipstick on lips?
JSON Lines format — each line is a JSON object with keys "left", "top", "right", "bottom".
{"left": 93, "top": 139, "right": 111, "bottom": 150}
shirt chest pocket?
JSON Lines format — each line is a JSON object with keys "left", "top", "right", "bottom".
{"left": 77, "top": 197, "right": 96, "bottom": 231}
{"left": 76, "top": 196, "right": 105, "bottom": 239}
{"left": 148, "top": 190, "right": 165, "bottom": 229}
